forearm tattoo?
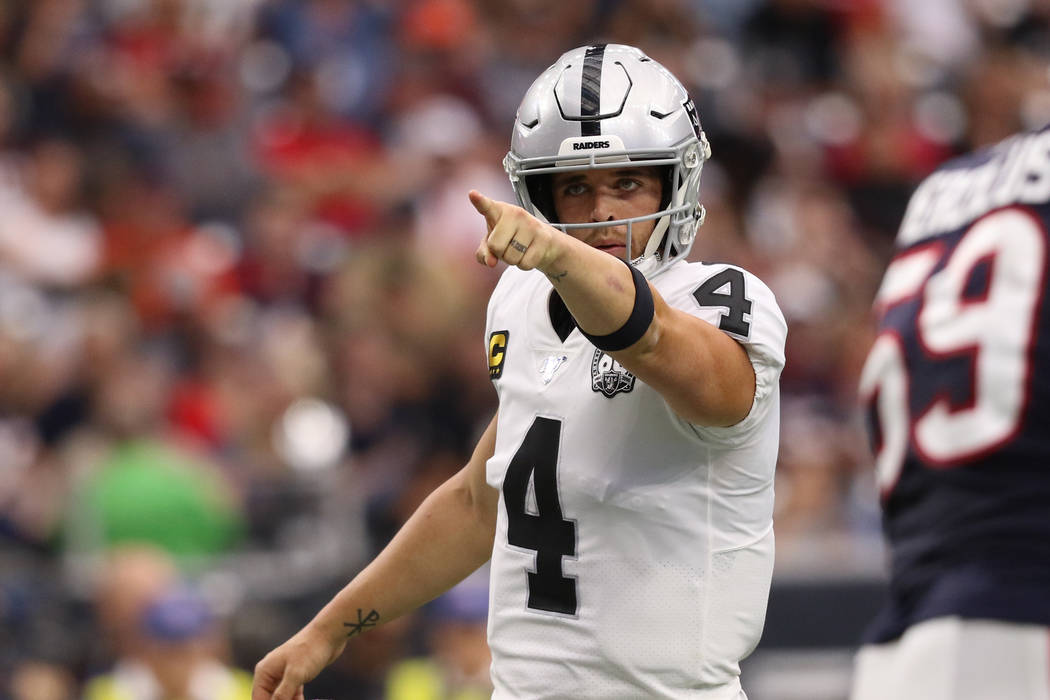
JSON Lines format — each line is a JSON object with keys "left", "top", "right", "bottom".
{"left": 343, "top": 608, "right": 380, "bottom": 638}
{"left": 546, "top": 269, "right": 568, "bottom": 284}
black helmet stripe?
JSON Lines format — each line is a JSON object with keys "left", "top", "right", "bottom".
{"left": 580, "top": 44, "right": 606, "bottom": 136}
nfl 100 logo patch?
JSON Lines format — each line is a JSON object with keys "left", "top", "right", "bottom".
{"left": 590, "top": 350, "right": 635, "bottom": 398}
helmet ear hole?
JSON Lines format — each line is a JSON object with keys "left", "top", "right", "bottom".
{"left": 658, "top": 165, "right": 675, "bottom": 211}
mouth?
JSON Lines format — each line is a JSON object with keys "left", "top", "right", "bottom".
{"left": 594, "top": 242, "right": 627, "bottom": 256}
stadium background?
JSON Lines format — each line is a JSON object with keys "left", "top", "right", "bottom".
{"left": 0, "top": 0, "right": 1047, "bottom": 698}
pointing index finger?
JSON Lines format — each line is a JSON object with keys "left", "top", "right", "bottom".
{"left": 469, "top": 190, "right": 502, "bottom": 229}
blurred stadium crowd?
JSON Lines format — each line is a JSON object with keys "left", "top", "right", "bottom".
{"left": 1, "top": 0, "right": 1049, "bottom": 697}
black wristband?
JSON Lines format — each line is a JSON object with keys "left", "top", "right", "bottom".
{"left": 580, "top": 262, "right": 655, "bottom": 351}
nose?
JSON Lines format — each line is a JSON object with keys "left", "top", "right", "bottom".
{"left": 590, "top": 191, "right": 618, "bottom": 223}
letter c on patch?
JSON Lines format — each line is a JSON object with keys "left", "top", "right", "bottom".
{"left": 489, "top": 330, "right": 509, "bottom": 379}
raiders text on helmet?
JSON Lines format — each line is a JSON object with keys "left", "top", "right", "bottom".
{"left": 573, "top": 141, "right": 611, "bottom": 151}
{"left": 504, "top": 44, "right": 711, "bottom": 277}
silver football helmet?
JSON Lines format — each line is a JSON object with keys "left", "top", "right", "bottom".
{"left": 504, "top": 43, "right": 711, "bottom": 278}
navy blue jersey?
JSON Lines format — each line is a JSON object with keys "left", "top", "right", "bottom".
{"left": 860, "top": 125, "right": 1050, "bottom": 643}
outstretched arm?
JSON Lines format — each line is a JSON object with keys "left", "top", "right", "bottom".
{"left": 253, "top": 413, "right": 500, "bottom": 700}
{"left": 471, "top": 191, "right": 754, "bottom": 427}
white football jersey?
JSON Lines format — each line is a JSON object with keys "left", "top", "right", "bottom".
{"left": 483, "top": 260, "right": 787, "bottom": 699}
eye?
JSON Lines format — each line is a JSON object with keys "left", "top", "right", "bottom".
{"left": 617, "top": 178, "right": 642, "bottom": 191}
{"left": 561, "top": 182, "right": 589, "bottom": 197}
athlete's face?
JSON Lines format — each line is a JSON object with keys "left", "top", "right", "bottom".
{"left": 551, "top": 167, "right": 663, "bottom": 260}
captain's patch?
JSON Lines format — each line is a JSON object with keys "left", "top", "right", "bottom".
{"left": 489, "top": 331, "right": 509, "bottom": 379}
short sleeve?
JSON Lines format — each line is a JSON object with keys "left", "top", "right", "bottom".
{"left": 658, "top": 263, "right": 787, "bottom": 445}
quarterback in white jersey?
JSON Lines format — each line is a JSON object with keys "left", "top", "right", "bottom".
{"left": 485, "top": 260, "right": 784, "bottom": 698}
{"left": 253, "top": 44, "right": 785, "bottom": 700}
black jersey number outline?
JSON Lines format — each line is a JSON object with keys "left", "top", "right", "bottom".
{"left": 692, "top": 268, "right": 752, "bottom": 336}
{"left": 503, "top": 416, "right": 577, "bottom": 615}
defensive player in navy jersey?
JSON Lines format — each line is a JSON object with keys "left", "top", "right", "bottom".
{"left": 254, "top": 44, "right": 786, "bottom": 700}
{"left": 852, "top": 126, "right": 1050, "bottom": 699}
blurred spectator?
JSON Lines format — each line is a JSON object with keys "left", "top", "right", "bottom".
{"left": 10, "top": 659, "right": 77, "bottom": 700}
{"left": 601, "top": 0, "right": 707, "bottom": 71}
{"left": 237, "top": 186, "right": 326, "bottom": 308}
{"left": 962, "top": 43, "right": 1050, "bottom": 148}
{"left": 93, "top": 545, "right": 179, "bottom": 663}
{"left": 83, "top": 545, "right": 252, "bottom": 700}
{"left": 256, "top": 0, "right": 396, "bottom": 126}
{"left": 393, "top": 95, "right": 515, "bottom": 264}
{"left": 740, "top": 0, "right": 847, "bottom": 90}
{"left": 385, "top": 569, "right": 492, "bottom": 700}
{"left": 252, "top": 67, "right": 389, "bottom": 236}
{"left": 63, "top": 350, "right": 245, "bottom": 558}
{"left": 475, "top": 0, "right": 600, "bottom": 124}
{"left": 0, "top": 137, "right": 101, "bottom": 288}
{"left": 66, "top": 436, "right": 244, "bottom": 556}
{"left": 98, "top": 174, "right": 241, "bottom": 330}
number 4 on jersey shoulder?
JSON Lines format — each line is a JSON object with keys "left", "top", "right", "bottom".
{"left": 692, "top": 268, "right": 753, "bottom": 337}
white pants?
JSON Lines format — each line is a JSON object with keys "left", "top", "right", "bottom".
{"left": 851, "top": 617, "right": 1050, "bottom": 700}
{"left": 490, "top": 685, "right": 746, "bottom": 700}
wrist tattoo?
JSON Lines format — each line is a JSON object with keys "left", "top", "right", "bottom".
{"left": 546, "top": 270, "right": 568, "bottom": 284}
{"left": 343, "top": 608, "right": 380, "bottom": 638}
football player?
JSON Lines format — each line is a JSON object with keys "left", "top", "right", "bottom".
{"left": 851, "top": 123, "right": 1050, "bottom": 699}
{"left": 254, "top": 44, "right": 786, "bottom": 700}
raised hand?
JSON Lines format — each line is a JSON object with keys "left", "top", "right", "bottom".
{"left": 470, "top": 190, "right": 562, "bottom": 272}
